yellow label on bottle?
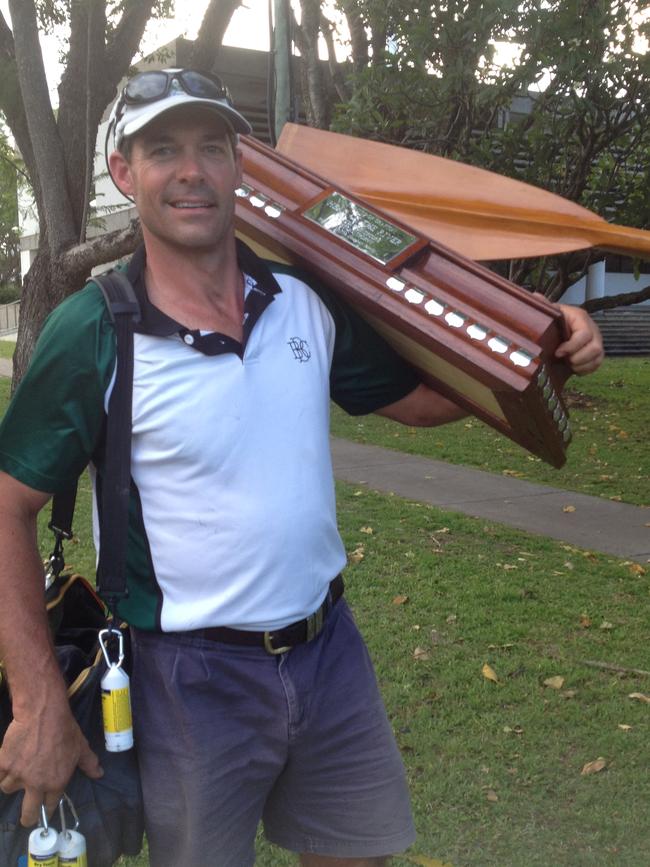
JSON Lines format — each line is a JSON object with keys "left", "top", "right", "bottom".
{"left": 28, "top": 855, "right": 58, "bottom": 866}
{"left": 101, "top": 686, "right": 132, "bottom": 733}
{"left": 59, "top": 856, "right": 87, "bottom": 866}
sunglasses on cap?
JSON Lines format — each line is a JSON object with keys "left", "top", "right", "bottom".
{"left": 120, "top": 69, "right": 234, "bottom": 107}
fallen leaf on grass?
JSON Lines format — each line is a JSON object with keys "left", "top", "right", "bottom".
{"left": 359, "top": 526, "right": 374, "bottom": 535}
{"left": 544, "top": 676, "right": 565, "bottom": 690}
{"left": 392, "top": 594, "right": 409, "bottom": 605}
{"left": 563, "top": 505, "right": 576, "bottom": 513}
{"left": 482, "top": 663, "right": 499, "bottom": 683}
{"left": 404, "top": 854, "right": 454, "bottom": 867}
{"left": 503, "top": 725, "right": 524, "bottom": 735}
{"left": 628, "top": 692, "right": 650, "bottom": 704}
{"left": 628, "top": 563, "right": 646, "bottom": 576}
{"left": 348, "top": 545, "right": 365, "bottom": 563}
{"left": 486, "top": 789, "right": 499, "bottom": 802}
{"left": 502, "top": 469, "right": 524, "bottom": 477}
{"left": 561, "top": 690, "right": 578, "bottom": 699}
{"left": 618, "top": 724, "right": 633, "bottom": 732}
{"left": 599, "top": 621, "right": 614, "bottom": 630}
{"left": 581, "top": 757, "right": 607, "bottom": 776}
{"left": 579, "top": 614, "right": 592, "bottom": 628}
{"left": 414, "top": 647, "right": 431, "bottom": 661}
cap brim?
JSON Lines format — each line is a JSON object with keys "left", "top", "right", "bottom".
{"left": 119, "top": 93, "right": 252, "bottom": 143}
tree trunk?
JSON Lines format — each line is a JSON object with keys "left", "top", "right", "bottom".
{"left": 13, "top": 250, "right": 75, "bottom": 387}
{"left": 12, "top": 218, "right": 143, "bottom": 388}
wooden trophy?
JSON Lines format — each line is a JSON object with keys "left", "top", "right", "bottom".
{"left": 236, "top": 135, "right": 573, "bottom": 468}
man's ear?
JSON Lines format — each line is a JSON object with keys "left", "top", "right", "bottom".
{"left": 108, "top": 150, "right": 135, "bottom": 199}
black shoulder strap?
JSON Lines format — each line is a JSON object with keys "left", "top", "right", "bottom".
{"left": 49, "top": 270, "right": 140, "bottom": 615}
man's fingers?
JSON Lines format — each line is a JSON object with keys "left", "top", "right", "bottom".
{"left": 20, "top": 787, "right": 46, "bottom": 827}
{"left": 0, "top": 772, "right": 20, "bottom": 794}
{"left": 77, "top": 740, "right": 103, "bottom": 780}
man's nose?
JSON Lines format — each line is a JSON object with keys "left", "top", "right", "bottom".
{"left": 176, "top": 150, "right": 205, "bottom": 180}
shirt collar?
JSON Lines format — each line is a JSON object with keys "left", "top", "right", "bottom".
{"left": 126, "top": 239, "right": 283, "bottom": 340}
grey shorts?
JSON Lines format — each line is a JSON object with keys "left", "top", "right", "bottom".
{"left": 130, "top": 599, "right": 415, "bottom": 866}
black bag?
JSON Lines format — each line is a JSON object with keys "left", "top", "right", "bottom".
{"left": 0, "top": 574, "right": 144, "bottom": 866}
{"left": 0, "top": 271, "right": 144, "bottom": 866}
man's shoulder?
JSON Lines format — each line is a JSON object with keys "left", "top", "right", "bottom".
{"left": 33, "top": 279, "right": 116, "bottom": 378}
{"left": 264, "top": 260, "right": 335, "bottom": 307}
{"left": 48, "top": 279, "right": 111, "bottom": 330}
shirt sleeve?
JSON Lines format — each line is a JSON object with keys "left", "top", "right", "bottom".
{"left": 309, "top": 276, "right": 422, "bottom": 416}
{"left": 0, "top": 284, "right": 116, "bottom": 494}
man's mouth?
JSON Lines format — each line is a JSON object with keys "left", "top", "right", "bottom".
{"left": 170, "top": 201, "right": 214, "bottom": 209}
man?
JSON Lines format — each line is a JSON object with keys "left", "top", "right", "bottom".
{"left": 0, "top": 69, "right": 603, "bottom": 867}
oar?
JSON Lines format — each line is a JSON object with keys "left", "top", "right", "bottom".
{"left": 276, "top": 123, "right": 650, "bottom": 262}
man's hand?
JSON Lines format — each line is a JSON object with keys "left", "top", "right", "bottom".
{"left": 0, "top": 700, "right": 103, "bottom": 826}
{"left": 555, "top": 304, "right": 604, "bottom": 375}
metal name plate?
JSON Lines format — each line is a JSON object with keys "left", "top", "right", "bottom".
{"left": 303, "top": 191, "right": 418, "bottom": 265}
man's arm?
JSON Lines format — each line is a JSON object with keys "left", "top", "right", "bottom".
{"left": 376, "top": 304, "right": 604, "bottom": 427}
{"left": 0, "top": 471, "right": 102, "bottom": 826}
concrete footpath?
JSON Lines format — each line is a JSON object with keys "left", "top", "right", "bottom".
{"left": 331, "top": 438, "right": 650, "bottom": 564}
{"left": 1, "top": 351, "right": 647, "bottom": 563}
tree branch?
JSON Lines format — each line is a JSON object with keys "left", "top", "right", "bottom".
{"left": 581, "top": 659, "right": 650, "bottom": 677}
{"left": 62, "top": 218, "right": 142, "bottom": 280}
{"left": 104, "top": 0, "right": 158, "bottom": 75}
{"left": 582, "top": 284, "right": 650, "bottom": 313}
{"left": 319, "top": 11, "right": 349, "bottom": 102}
{"left": 297, "top": 0, "right": 330, "bottom": 128}
{"left": 191, "top": 0, "right": 242, "bottom": 71}
{"left": 8, "top": 0, "right": 76, "bottom": 251}
{"left": 338, "top": 0, "right": 368, "bottom": 71}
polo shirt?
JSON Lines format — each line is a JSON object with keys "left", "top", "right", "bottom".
{"left": 0, "top": 242, "right": 420, "bottom": 632}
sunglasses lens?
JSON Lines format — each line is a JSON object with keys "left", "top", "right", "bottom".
{"left": 180, "top": 71, "right": 229, "bottom": 102}
{"left": 125, "top": 71, "right": 170, "bottom": 102}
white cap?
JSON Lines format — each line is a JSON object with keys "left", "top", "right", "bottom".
{"left": 109, "top": 70, "right": 252, "bottom": 150}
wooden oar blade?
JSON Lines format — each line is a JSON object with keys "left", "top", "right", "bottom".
{"left": 277, "top": 124, "right": 650, "bottom": 262}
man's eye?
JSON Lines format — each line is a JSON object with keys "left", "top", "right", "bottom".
{"left": 150, "top": 146, "right": 174, "bottom": 157}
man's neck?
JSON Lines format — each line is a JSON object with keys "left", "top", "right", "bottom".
{"left": 142, "top": 234, "right": 245, "bottom": 336}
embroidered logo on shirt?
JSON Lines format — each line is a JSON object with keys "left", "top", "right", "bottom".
{"left": 288, "top": 337, "right": 311, "bottom": 363}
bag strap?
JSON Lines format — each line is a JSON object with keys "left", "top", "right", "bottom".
{"left": 48, "top": 270, "right": 140, "bottom": 616}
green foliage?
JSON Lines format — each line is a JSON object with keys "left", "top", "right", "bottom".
{"left": 330, "top": 0, "right": 650, "bottom": 297}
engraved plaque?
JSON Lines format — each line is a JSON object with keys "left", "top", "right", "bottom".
{"left": 304, "top": 192, "right": 418, "bottom": 265}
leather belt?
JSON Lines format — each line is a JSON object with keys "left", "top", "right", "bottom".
{"left": 188, "top": 575, "right": 344, "bottom": 655}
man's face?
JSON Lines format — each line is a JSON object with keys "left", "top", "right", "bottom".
{"left": 109, "top": 105, "right": 242, "bottom": 254}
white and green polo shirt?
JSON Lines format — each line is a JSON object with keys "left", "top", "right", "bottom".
{"left": 0, "top": 242, "right": 419, "bottom": 632}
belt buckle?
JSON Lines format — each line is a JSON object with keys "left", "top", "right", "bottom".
{"left": 263, "top": 631, "right": 292, "bottom": 655}
{"left": 306, "top": 605, "right": 324, "bottom": 642}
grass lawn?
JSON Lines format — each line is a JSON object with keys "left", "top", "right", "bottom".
{"left": 0, "top": 339, "right": 15, "bottom": 360}
{"left": 49, "top": 482, "right": 648, "bottom": 867}
{"left": 331, "top": 357, "right": 650, "bottom": 506}
{"left": 1, "top": 347, "right": 648, "bottom": 865}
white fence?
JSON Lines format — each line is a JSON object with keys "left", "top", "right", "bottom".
{"left": 0, "top": 301, "right": 19, "bottom": 335}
